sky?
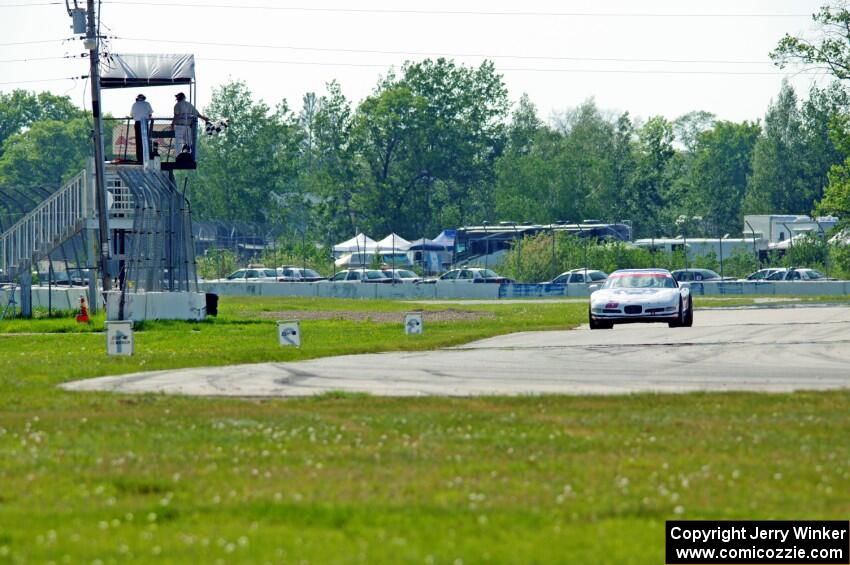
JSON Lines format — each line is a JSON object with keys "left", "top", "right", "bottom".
{"left": 0, "top": 0, "right": 835, "bottom": 126}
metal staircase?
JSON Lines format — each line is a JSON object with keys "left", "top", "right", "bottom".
{"left": 0, "top": 169, "right": 93, "bottom": 279}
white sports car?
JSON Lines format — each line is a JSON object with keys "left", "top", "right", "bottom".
{"left": 588, "top": 269, "right": 693, "bottom": 329}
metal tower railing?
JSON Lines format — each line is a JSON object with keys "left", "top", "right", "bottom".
{"left": 0, "top": 170, "right": 93, "bottom": 278}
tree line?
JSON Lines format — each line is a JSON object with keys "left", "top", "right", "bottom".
{"left": 4, "top": 3, "right": 850, "bottom": 246}
{"left": 188, "top": 68, "right": 849, "bottom": 244}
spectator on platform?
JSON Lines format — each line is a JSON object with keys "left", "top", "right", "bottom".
{"left": 130, "top": 94, "right": 153, "bottom": 163}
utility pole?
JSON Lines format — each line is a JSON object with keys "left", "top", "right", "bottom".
{"left": 84, "top": 0, "right": 112, "bottom": 299}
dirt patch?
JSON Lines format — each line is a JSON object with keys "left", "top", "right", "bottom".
{"left": 257, "top": 309, "right": 494, "bottom": 323}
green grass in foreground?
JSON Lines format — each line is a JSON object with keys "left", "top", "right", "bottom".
{"left": 0, "top": 297, "right": 848, "bottom": 563}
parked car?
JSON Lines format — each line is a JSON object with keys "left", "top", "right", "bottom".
{"left": 225, "top": 268, "right": 278, "bottom": 281}
{"left": 547, "top": 268, "right": 607, "bottom": 284}
{"left": 36, "top": 270, "right": 89, "bottom": 286}
{"left": 670, "top": 268, "right": 733, "bottom": 282}
{"left": 765, "top": 267, "right": 831, "bottom": 281}
{"left": 742, "top": 268, "right": 785, "bottom": 281}
{"left": 423, "top": 268, "right": 513, "bottom": 284}
{"left": 276, "top": 266, "right": 325, "bottom": 282}
{"left": 329, "top": 269, "right": 393, "bottom": 283}
{"left": 588, "top": 268, "right": 693, "bottom": 329}
{"left": 381, "top": 268, "right": 422, "bottom": 283}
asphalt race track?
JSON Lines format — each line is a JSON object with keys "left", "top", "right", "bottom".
{"left": 62, "top": 305, "right": 850, "bottom": 397}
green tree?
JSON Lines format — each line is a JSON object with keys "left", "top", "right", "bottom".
{"left": 190, "top": 81, "right": 303, "bottom": 224}
{"left": 772, "top": 4, "right": 850, "bottom": 79}
{"left": 556, "top": 100, "right": 617, "bottom": 220}
{"left": 494, "top": 95, "right": 562, "bottom": 223}
{"left": 304, "top": 80, "right": 363, "bottom": 243}
{"left": 495, "top": 99, "right": 621, "bottom": 226}
{"left": 673, "top": 110, "right": 716, "bottom": 153}
{"left": 0, "top": 117, "right": 90, "bottom": 189}
{"left": 818, "top": 113, "right": 850, "bottom": 222}
{"left": 0, "top": 90, "right": 84, "bottom": 156}
{"left": 689, "top": 121, "right": 761, "bottom": 234}
{"left": 352, "top": 58, "right": 508, "bottom": 237}
{"left": 627, "top": 116, "right": 675, "bottom": 237}
{"left": 744, "top": 82, "right": 808, "bottom": 214}
{"left": 608, "top": 112, "right": 637, "bottom": 225}
{"left": 771, "top": 4, "right": 850, "bottom": 224}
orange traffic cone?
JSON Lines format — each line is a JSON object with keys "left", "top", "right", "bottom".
{"left": 75, "top": 296, "right": 90, "bottom": 323}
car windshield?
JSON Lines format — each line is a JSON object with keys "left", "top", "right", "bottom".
{"left": 480, "top": 269, "right": 499, "bottom": 278}
{"left": 398, "top": 270, "right": 417, "bottom": 278}
{"left": 366, "top": 271, "right": 387, "bottom": 279}
{"left": 603, "top": 273, "right": 677, "bottom": 289}
{"left": 303, "top": 269, "right": 321, "bottom": 278}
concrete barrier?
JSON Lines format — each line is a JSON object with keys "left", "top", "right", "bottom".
{"left": 105, "top": 291, "right": 207, "bottom": 321}
{"left": 688, "top": 280, "right": 850, "bottom": 296}
{"left": 0, "top": 286, "right": 89, "bottom": 311}
{"left": 199, "top": 279, "right": 850, "bottom": 300}
{"left": 200, "top": 280, "right": 503, "bottom": 300}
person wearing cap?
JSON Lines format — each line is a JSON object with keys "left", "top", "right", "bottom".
{"left": 130, "top": 94, "right": 153, "bottom": 163}
{"left": 172, "top": 92, "right": 208, "bottom": 157}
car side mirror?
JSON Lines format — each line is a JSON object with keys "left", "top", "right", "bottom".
{"left": 588, "top": 284, "right": 600, "bottom": 292}
{"left": 679, "top": 282, "right": 690, "bottom": 289}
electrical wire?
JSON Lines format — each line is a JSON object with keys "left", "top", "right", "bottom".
{"left": 0, "top": 38, "right": 75, "bottom": 46}
{"left": 118, "top": 36, "right": 774, "bottom": 66}
{"left": 0, "top": 76, "right": 81, "bottom": 85}
{"left": 193, "top": 56, "right": 816, "bottom": 76}
{"left": 101, "top": 2, "right": 810, "bottom": 17}
{"left": 0, "top": 55, "right": 80, "bottom": 64}
{"left": 0, "top": 2, "right": 62, "bottom": 7}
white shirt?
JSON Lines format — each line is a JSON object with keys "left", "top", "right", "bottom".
{"left": 131, "top": 100, "right": 153, "bottom": 122}
{"left": 173, "top": 99, "right": 199, "bottom": 125}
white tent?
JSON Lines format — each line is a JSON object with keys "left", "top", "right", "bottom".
{"left": 333, "top": 233, "right": 377, "bottom": 256}
{"left": 375, "top": 233, "right": 412, "bottom": 252}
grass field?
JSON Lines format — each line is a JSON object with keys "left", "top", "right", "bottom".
{"left": 0, "top": 296, "right": 848, "bottom": 563}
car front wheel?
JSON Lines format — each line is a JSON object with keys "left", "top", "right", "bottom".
{"left": 589, "top": 307, "right": 612, "bottom": 330}
{"left": 669, "top": 297, "right": 684, "bottom": 328}
{"left": 682, "top": 296, "right": 694, "bottom": 327}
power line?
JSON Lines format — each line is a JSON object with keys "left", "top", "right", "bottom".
{"left": 195, "top": 56, "right": 816, "bottom": 76}
{"left": 0, "top": 76, "right": 81, "bottom": 85}
{"left": 0, "top": 55, "right": 82, "bottom": 64}
{"left": 0, "top": 2, "right": 62, "bottom": 6}
{"left": 102, "top": 2, "right": 810, "bottom": 17}
{"left": 119, "top": 36, "right": 774, "bottom": 66}
{"left": 0, "top": 38, "right": 74, "bottom": 46}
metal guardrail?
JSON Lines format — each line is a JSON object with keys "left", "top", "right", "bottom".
{"left": 0, "top": 170, "right": 91, "bottom": 277}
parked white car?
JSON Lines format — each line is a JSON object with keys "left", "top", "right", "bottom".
{"left": 329, "top": 269, "right": 392, "bottom": 283}
{"left": 742, "top": 268, "right": 785, "bottom": 281}
{"left": 381, "top": 269, "right": 422, "bottom": 283}
{"left": 589, "top": 268, "right": 693, "bottom": 329}
{"left": 276, "top": 266, "right": 325, "bottom": 282}
{"left": 426, "top": 268, "right": 513, "bottom": 284}
{"left": 225, "top": 268, "right": 277, "bottom": 281}
{"left": 765, "top": 268, "right": 830, "bottom": 281}
{"left": 547, "top": 269, "right": 607, "bottom": 284}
